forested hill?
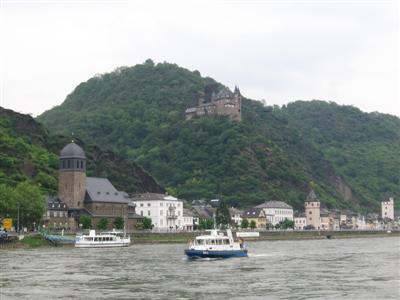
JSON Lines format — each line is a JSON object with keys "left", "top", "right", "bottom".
{"left": 37, "top": 60, "right": 400, "bottom": 212}
{"left": 0, "top": 106, "right": 164, "bottom": 195}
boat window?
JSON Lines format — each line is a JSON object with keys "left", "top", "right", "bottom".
{"left": 211, "top": 239, "right": 215, "bottom": 245}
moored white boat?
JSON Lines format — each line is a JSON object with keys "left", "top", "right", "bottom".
{"left": 185, "top": 229, "right": 248, "bottom": 258}
{"left": 75, "top": 229, "right": 131, "bottom": 248}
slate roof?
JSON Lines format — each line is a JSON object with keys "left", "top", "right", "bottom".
{"left": 242, "top": 207, "right": 265, "bottom": 218}
{"left": 183, "top": 208, "right": 195, "bottom": 217}
{"left": 131, "top": 193, "right": 179, "bottom": 202}
{"left": 191, "top": 205, "right": 215, "bottom": 219}
{"left": 214, "top": 87, "right": 233, "bottom": 100}
{"left": 60, "top": 142, "right": 86, "bottom": 159}
{"left": 255, "top": 200, "right": 293, "bottom": 209}
{"left": 85, "top": 177, "right": 129, "bottom": 204}
{"left": 47, "top": 197, "right": 68, "bottom": 210}
{"left": 305, "top": 189, "right": 319, "bottom": 202}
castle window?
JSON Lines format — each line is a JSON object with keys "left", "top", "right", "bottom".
{"left": 80, "top": 161, "right": 83, "bottom": 169}
{"left": 76, "top": 160, "right": 79, "bottom": 168}
{"left": 67, "top": 160, "right": 71, "bottom": 168}
{"left": 62, "top": 160, "right": 66, "bottom": 168}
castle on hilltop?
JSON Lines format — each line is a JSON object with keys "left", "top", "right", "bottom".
{"left": 185, "top": 86, "right": 242, "bottom": 122}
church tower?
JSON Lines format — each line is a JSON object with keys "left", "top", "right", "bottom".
{"left": 305, "top": 189, "right": 321, "bottom": 230}
{"left": 58, "top": 141, "right": 87, "bottom": 209}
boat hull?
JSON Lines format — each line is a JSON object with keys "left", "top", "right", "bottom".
{"left": 185, "top": 249, "right": 248, "bottom": 258}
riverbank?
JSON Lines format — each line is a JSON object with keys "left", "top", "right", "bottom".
{"left": 1, "top": 230, "right": 397, "bottom": 249}
{"left": 132, "top": 229, "right": 399, "bottom": 244}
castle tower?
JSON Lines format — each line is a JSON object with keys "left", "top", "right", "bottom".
{"left": 233, "top": 86, "right": 242, "bottom": 122}
{"left": 381, "top": 197, "right": 394, "bottom": 220}
{"left": 58, "top": 141, "right": 87, "bottom": 209}
{"left": 305, "top": 189, "right": 321, "bottom": 229}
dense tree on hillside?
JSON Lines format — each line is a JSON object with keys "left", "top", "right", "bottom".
{"left": 36, "top": 61, "right": 400, "bottom": 212}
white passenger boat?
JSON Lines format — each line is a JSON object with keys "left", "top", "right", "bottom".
{"left": 75, "top": 229, "right": 131, "bottom": 248}
{"left": 185, "top": 229, "right": 248, "bottom": 258}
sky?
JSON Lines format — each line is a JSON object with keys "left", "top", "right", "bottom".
{"left": 0, "top": 0, "right": 399, "bottom": 117}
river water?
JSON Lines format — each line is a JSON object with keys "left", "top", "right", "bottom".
{"left": 0, "top": 236, "right": 399, "bottom": 299}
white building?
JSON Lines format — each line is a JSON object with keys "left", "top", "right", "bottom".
{"left": 131, "top": 193, "right": 186, "bottom": 231}
{"left": 229, "top": 207, "right": 243, "bottom": 226}
{"left": 182, "top": 208, "right": 194, "bottom": 231}
{"left": 255, "top": 200, "right": 293, "bottom": 225}
{"left": 294, "top": 215, "right": 307, "bottom": 230}
{"left": 381, "top": 197, "right": 394, "bottom": 220}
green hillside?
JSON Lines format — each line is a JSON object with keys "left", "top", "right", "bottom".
{"left": 0, "top": 106, "right": 164, "bottom": 196}
{"left": 37, "top": 60, "right": 400, "bottom": 212}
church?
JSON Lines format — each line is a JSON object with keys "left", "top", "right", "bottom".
{"left": 44, "top": 141, "right": 143, "bottom": 230}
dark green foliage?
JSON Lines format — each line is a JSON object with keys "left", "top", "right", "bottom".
{"left": 113, "top": 216, "right": 124, "bottom": 229}
{"left": 97, "top": 217, "right": 108, "bottom": 230}
{"left": 0, "top": 107, "right": 163, "bottom": 202}
{"left": 37, "top": 61, "right": 400, "bottom": 212}
{"left": 198, "top": 218, "right": 214, "bottom": 230}
{"left": 79, "top": 215, "right": 91, "bottom": 229}
{"left": 142, "top": 217, "right": 153, "bottom": 229}
{"left": 275, "top": 218, "right": 294, "bottom": 229}
{"left": 0, "top": 182, "right": 45, "bottom": 229}
{"left": 250, "top": 220, "right": 257, "bottom": 229}
{"left": 241, "top": 219, "right": 249, "bottom": 229}
{"left": 216, "top": 200, "right": 231, "bottom": 226}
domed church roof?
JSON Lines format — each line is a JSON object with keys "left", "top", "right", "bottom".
{"left": 60, "top": 142, "right": 86, "bottom": 159}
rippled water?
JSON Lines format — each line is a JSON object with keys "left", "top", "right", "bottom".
{"left": 1, "top": 237, "right": 399, "bottom": 299}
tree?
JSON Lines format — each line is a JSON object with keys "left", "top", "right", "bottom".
{"left": 80, "top": 215, "right": 91, "bottom": 229}
{"left": 113, "top": 216, "right": 124, "bottom": 229}
{"left": 216, "top": 200, "right": 231, "bottom": 227}
{"left": 241, "top": 219, "right": 249, "bottom": 229}
{"left": 266, "top": 223, "right": 274, "bottom": 230}
{"left": 97, "top": 217, "right": 108, "bottom": 230}
{"left": 250, "top": 220, "right": 257, "bottom": 229}
{"left": 279, "top": 218, "right": 294, "bottom": 230}
{"left": 142, "top": 217, "right": 153, "bottom": 230}
{"left": 199, "top": 218, "right": 214, "bottom": 230}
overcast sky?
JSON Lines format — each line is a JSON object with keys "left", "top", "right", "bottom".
{"left": 1, "top": 0, "right": 399, "bottom": 117}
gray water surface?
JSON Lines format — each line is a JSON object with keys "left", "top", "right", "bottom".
{"left": 1, "top": 237, "right": 399, "bottom": 299}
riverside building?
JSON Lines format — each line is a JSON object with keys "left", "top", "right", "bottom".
{"left": 255, "top": 200, "right": 294, "bottom": 225}
{"left": 131, "top": 193, "right": 191, "bottom": 231}
{"left": 381, "top": 197, "right": 394, "bottom": 220}
{"left": 304, "top": 189, "right": 321, "bottom": 230}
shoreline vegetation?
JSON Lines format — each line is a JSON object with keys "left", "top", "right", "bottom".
{"left": 1, "top": 230, "right": 398, "bottom": 249}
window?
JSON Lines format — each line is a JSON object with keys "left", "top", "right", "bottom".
{"left": 140, "top": 211, "right": 143, "bottom": 216}
{"left": 80, "top": 161, "right": 83, "bottom": 169}
{"left": 147, "top": 203, "right": 151, "bottom": 207}
{"left": 160, "top": 203, "right": 163, "bottom": 207}
{"left": 160, "top": 219, "right": 163, "bottom": 226}
{"left": 160, "top": 210, "right": 163, "bottom": 216}
{"left": 67, "top": 160, "right": 71, "bottom": 168}
{"left": 309, "top": 211, "right": 312, "bottom": 215}
{"left": 148, "top": 210, "right": 150, "bottom": 216}
{"left": 76, "top": 160, "right": 79, "bottom": 168}
{"left": 140, "top": 203, "right": 144, "bottom": 207}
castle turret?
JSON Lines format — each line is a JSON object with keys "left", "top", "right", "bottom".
{"left": 58, "top": 141, "right": 86, "bottom": 209}
{"left": 304, "top": 189, "right": 321, "bottom": 229}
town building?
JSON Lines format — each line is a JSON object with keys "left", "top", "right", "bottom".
{"left": 242, "top": 208, "right": 267, "bottom": 229}
{"left": 182, "top": 208, "right": 194, "bottom": 231}
{"left": 381, "top": 197, "right": 394, "bottom": 220}
{"left": 56, "top": 141, "right": 143, "bottom": 230}
{"left": 229, "top": 207, "right": 243, "bottom": 227}
{"left": 185, "top": 86, "right": 242, "bottom": 122}
{"left": 304, "top": 189, "right": 321, "bottom": 230}
{"left": 294, "top": 213, "right": 307, "bottom": 230}
{"left": 131, "top": 193, "right": 187, "bottom": 231}
{"left": 190, "top": 204, "right": 216, "bottom": 226}
{"left": 255, "top": 200, "right": 294, "bottom": 225}
{"left": 43, "top": 197, "right": 68, "bottom": 229}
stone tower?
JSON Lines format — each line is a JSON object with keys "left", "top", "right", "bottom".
{"left": 305, "top": 189, "right": 321, "bottom": 230}
{"left": 381, "top": 197, "right": 394, "bottom": 220}
{"left": 58, "top": 141, "right": 87, "bottom": 209}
